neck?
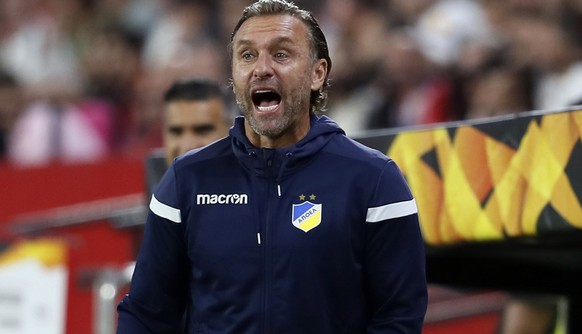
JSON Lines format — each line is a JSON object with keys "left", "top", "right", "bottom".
{"left": 244, "top": 114, "right": 311, "bottom": 149}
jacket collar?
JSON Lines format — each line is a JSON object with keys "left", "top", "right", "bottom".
{"left": 230, "top": 113, "right": 345, "bottom": 181}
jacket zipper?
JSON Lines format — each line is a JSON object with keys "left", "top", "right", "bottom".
{"left": 263, "top": 156, "right": 275, "bottom": 334}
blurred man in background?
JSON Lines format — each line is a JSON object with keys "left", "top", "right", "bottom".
{"left": 161, "top": 78, "right": 232, "bottom": 165}
{"left": 145, "top": 78, "right": 233, "bottom": 193}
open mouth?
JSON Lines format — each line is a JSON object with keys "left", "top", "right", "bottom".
{"left": 252, "top": 89, "right": 281, "bottom": 112}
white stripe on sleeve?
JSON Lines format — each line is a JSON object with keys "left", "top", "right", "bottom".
{"left": 150, "top": 194, "right": 182, "bottom": 223}
{"left": 366, "top": 198, "right": 417, "bottom": 223}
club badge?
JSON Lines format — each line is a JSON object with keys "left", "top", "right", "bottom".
{"left": 292, "top": 194, "right": 322, "bottom": 232}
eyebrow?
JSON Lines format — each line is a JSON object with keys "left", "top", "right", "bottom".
{"left": 169, "top": 124, "right": 217, "bottom": 132}
{"left": 234, "top": 36, "right": 297, "bottom": 49}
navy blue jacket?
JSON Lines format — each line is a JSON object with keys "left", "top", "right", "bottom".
{"left": 117, "top": 114, "right": 427, "bottom": 333}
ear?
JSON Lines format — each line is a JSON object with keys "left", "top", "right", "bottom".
{"left": 310, "top": 58, "right": 328, "bottom": 91}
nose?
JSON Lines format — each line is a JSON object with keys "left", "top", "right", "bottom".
{"left": 253, "top": 53, "right": 274, "bottom": 78}
{"left": 180, "top": 133, "right": 205, "bottom": 154}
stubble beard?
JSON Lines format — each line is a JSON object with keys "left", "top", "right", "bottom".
{"left": 234, "top": 78, "right": 312, "bottom": 139}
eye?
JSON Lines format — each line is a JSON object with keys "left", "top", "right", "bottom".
{"left": 192, "top": 124, "right": 216, "bottom": 136}
{"left": 274, "top": 52, "right": 288, "bottom": 60}
{"left": 168, "top": 126, "right": 184, "bottom": 136}
{"left": 241, "top": 52, "right": 254, "bottom": 61}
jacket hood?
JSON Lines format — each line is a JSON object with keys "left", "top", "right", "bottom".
{"left": 230, "top": 113, "right": 345, "bottom": 182}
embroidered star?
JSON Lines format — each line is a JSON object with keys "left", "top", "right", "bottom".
{"left": 299, "top": 194, "right": 306, "bottom": 201}
{"left": 309, "top": 194, "right": 316, "bottom": 200}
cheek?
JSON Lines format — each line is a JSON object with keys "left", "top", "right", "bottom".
{"left": 165, "top": 136, "right": 181, "bottom": 148}
{"left": 232, "top": 63, "right": 250, "bottom": 80}
{"left": 231, "top": 73, "right": 247, "bottom": 96}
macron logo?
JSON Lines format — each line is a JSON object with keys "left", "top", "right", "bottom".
{"left": 196, "top": 193, "right": 248, "bottom": 205}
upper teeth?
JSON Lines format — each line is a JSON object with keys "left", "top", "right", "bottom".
{"left": 255, "top": 90, "right": 273, "bottom": 94}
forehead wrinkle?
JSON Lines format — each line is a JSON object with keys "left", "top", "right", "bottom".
{"left": 233, "top": 15, "right": 308, "bottom": 47}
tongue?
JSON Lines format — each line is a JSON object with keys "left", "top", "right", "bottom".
{"left": 259, "top": 99, "right": 278, "bottom": 107}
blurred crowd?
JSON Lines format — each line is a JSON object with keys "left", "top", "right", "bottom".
{"left": 1, "top": 0, "right": 582, "bottom": 167}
